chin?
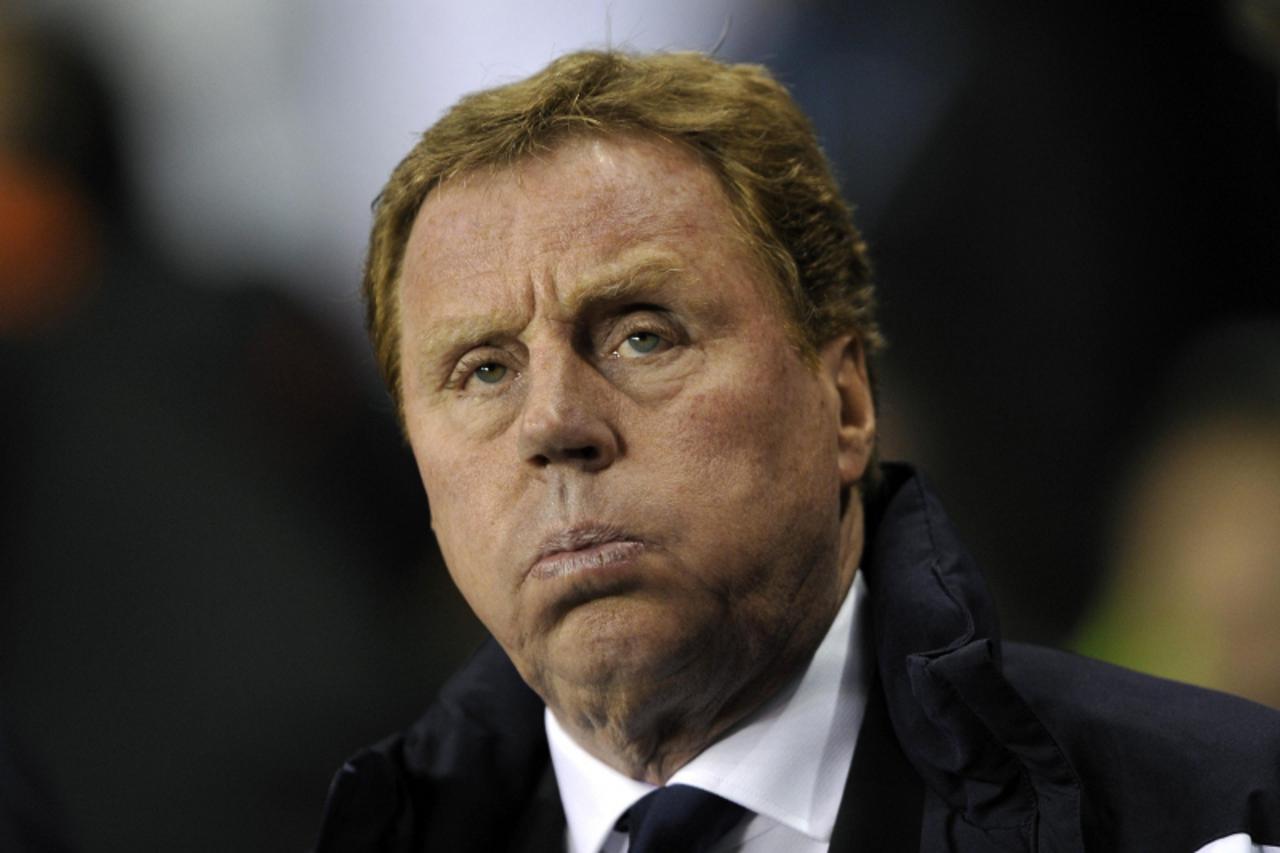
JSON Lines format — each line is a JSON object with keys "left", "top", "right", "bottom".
{"left": 543, "top": 601, "right": 709, "bottom": 690}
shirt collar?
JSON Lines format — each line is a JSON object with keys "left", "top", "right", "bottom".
{"left": 546, "top": 571, "right": 870, "bottom": 853}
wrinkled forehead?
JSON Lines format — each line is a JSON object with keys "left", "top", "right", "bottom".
{"left": 401, "top": 132, "right": 757, "bottom": 301}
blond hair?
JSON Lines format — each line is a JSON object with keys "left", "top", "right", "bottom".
{"left": 366, "top": 49, "right": 882, "bottom": 413}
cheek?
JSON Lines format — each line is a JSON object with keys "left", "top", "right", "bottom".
{"left": 410, "top": 428, "right": 514, "bottom": 618}
{"left": 409, "top": 405, "right": 506, "bottom": 525}
{"left": 661, "top": 359, "right": 833, "bottom": 498}
{"left": 641, "top": 359, "right": 842, "bottom": 605}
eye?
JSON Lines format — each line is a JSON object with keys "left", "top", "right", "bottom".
{"left": 473, "top": 362, "right": 508, "bottom": 384}
{"left": 614, "top": 330, "right": 667, "bottom": 359}
{"left": 449, "top": 349, "right": 514, "bottom": 392}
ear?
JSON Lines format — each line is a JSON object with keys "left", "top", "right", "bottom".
{"left": 818, "top": 335, "right": 876, "bottom": 488}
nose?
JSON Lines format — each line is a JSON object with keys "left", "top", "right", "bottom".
{"left": 517, "top": 350, "right": 620, "bottom": 472}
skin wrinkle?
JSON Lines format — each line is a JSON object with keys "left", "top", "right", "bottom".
{"left": 408, "top": 255, "right": 714, "bottom": 399}
{"left": 398, "top": 132, "right": 874, "bottom": 783}
{"left": 417, "top": 262, "right": 706, "bottom": 394}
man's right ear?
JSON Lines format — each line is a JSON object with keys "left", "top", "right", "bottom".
{"left": 819, "top": 335, "right": 876, "bottom": 489}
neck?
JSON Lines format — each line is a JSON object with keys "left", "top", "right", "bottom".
{"left": 551, "top": 502, "right": 865, "bottom": 784}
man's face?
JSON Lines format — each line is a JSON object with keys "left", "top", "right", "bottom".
{"left": 398, "top": 133, "right": 871, "bottom": 734}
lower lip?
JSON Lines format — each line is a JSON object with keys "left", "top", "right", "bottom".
{"left": 531, "top": 540, "right": 646, "bottom": 579}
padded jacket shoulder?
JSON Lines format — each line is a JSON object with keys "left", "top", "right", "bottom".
{"left": 1003, "top": 643, "right": 1280, "bottom": 851}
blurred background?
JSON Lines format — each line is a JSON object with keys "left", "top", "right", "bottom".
{"left": 0, "top": 0, "right": 1277, "bottom": 850}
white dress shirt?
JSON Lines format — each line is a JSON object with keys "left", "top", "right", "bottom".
{"left": 546, "top": 571, "right": 870, "bottom": 853}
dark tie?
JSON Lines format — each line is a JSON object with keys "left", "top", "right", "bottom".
{"left": 622, "top": 784, "right": 747, "bottom": 853}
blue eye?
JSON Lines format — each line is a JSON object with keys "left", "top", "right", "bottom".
{"left": 473, "top": 363, "right": 507, "bottom": 384}
{"left": 623, "top": 331, "right": 662, "bottom": 355}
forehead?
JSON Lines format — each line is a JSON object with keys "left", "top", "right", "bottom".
{"left": 400, "top": 133, "right": 755, "bottom": 308}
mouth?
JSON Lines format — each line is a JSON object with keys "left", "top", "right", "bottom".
{"left": 529, "top": 524, "right": 647, "bottom": 580}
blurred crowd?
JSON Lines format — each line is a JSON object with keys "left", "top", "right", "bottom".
{"left": 0, "top": 18, "right": 483, "bottom": 852}
{"left": 0, "top": 2, "right": 1277, "bottom": 850}
{"left": 1076, "top": 322, "right": 1280, "bottom": 708}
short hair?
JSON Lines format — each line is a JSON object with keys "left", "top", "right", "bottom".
{"left": 364, "top": 49, "right": 883, "bottom": 416}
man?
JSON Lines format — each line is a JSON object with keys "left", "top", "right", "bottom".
{"left": 316, "top": 51, "right": 1280, "bottom": 852}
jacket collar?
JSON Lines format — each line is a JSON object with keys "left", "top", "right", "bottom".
{"left": 865, "top": 463, "right": 1084, "bottom": 850}
{"left": 315, "top": 641, "right": 556, "bottom": 853}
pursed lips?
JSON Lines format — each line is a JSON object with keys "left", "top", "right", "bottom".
{"left": 529, "top": 523, "right": 646, "bottom": 580}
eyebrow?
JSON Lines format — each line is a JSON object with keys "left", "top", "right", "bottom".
{"left": 415, "top": 311, "right": 525, "bottom": 362}
{"left": 408, "top": 251, "right": 719, "bottom": 390}
{"left": 562, "top": 254, "right": 706, "bottom": 315}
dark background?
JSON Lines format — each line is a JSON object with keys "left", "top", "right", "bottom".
{"left": 756, "top": 0, "right": 1280, "bottom": 642}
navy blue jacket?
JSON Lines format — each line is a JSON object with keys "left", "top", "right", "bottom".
{"left": 316, "top": 464, "right": 1280, "bottom": 851}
